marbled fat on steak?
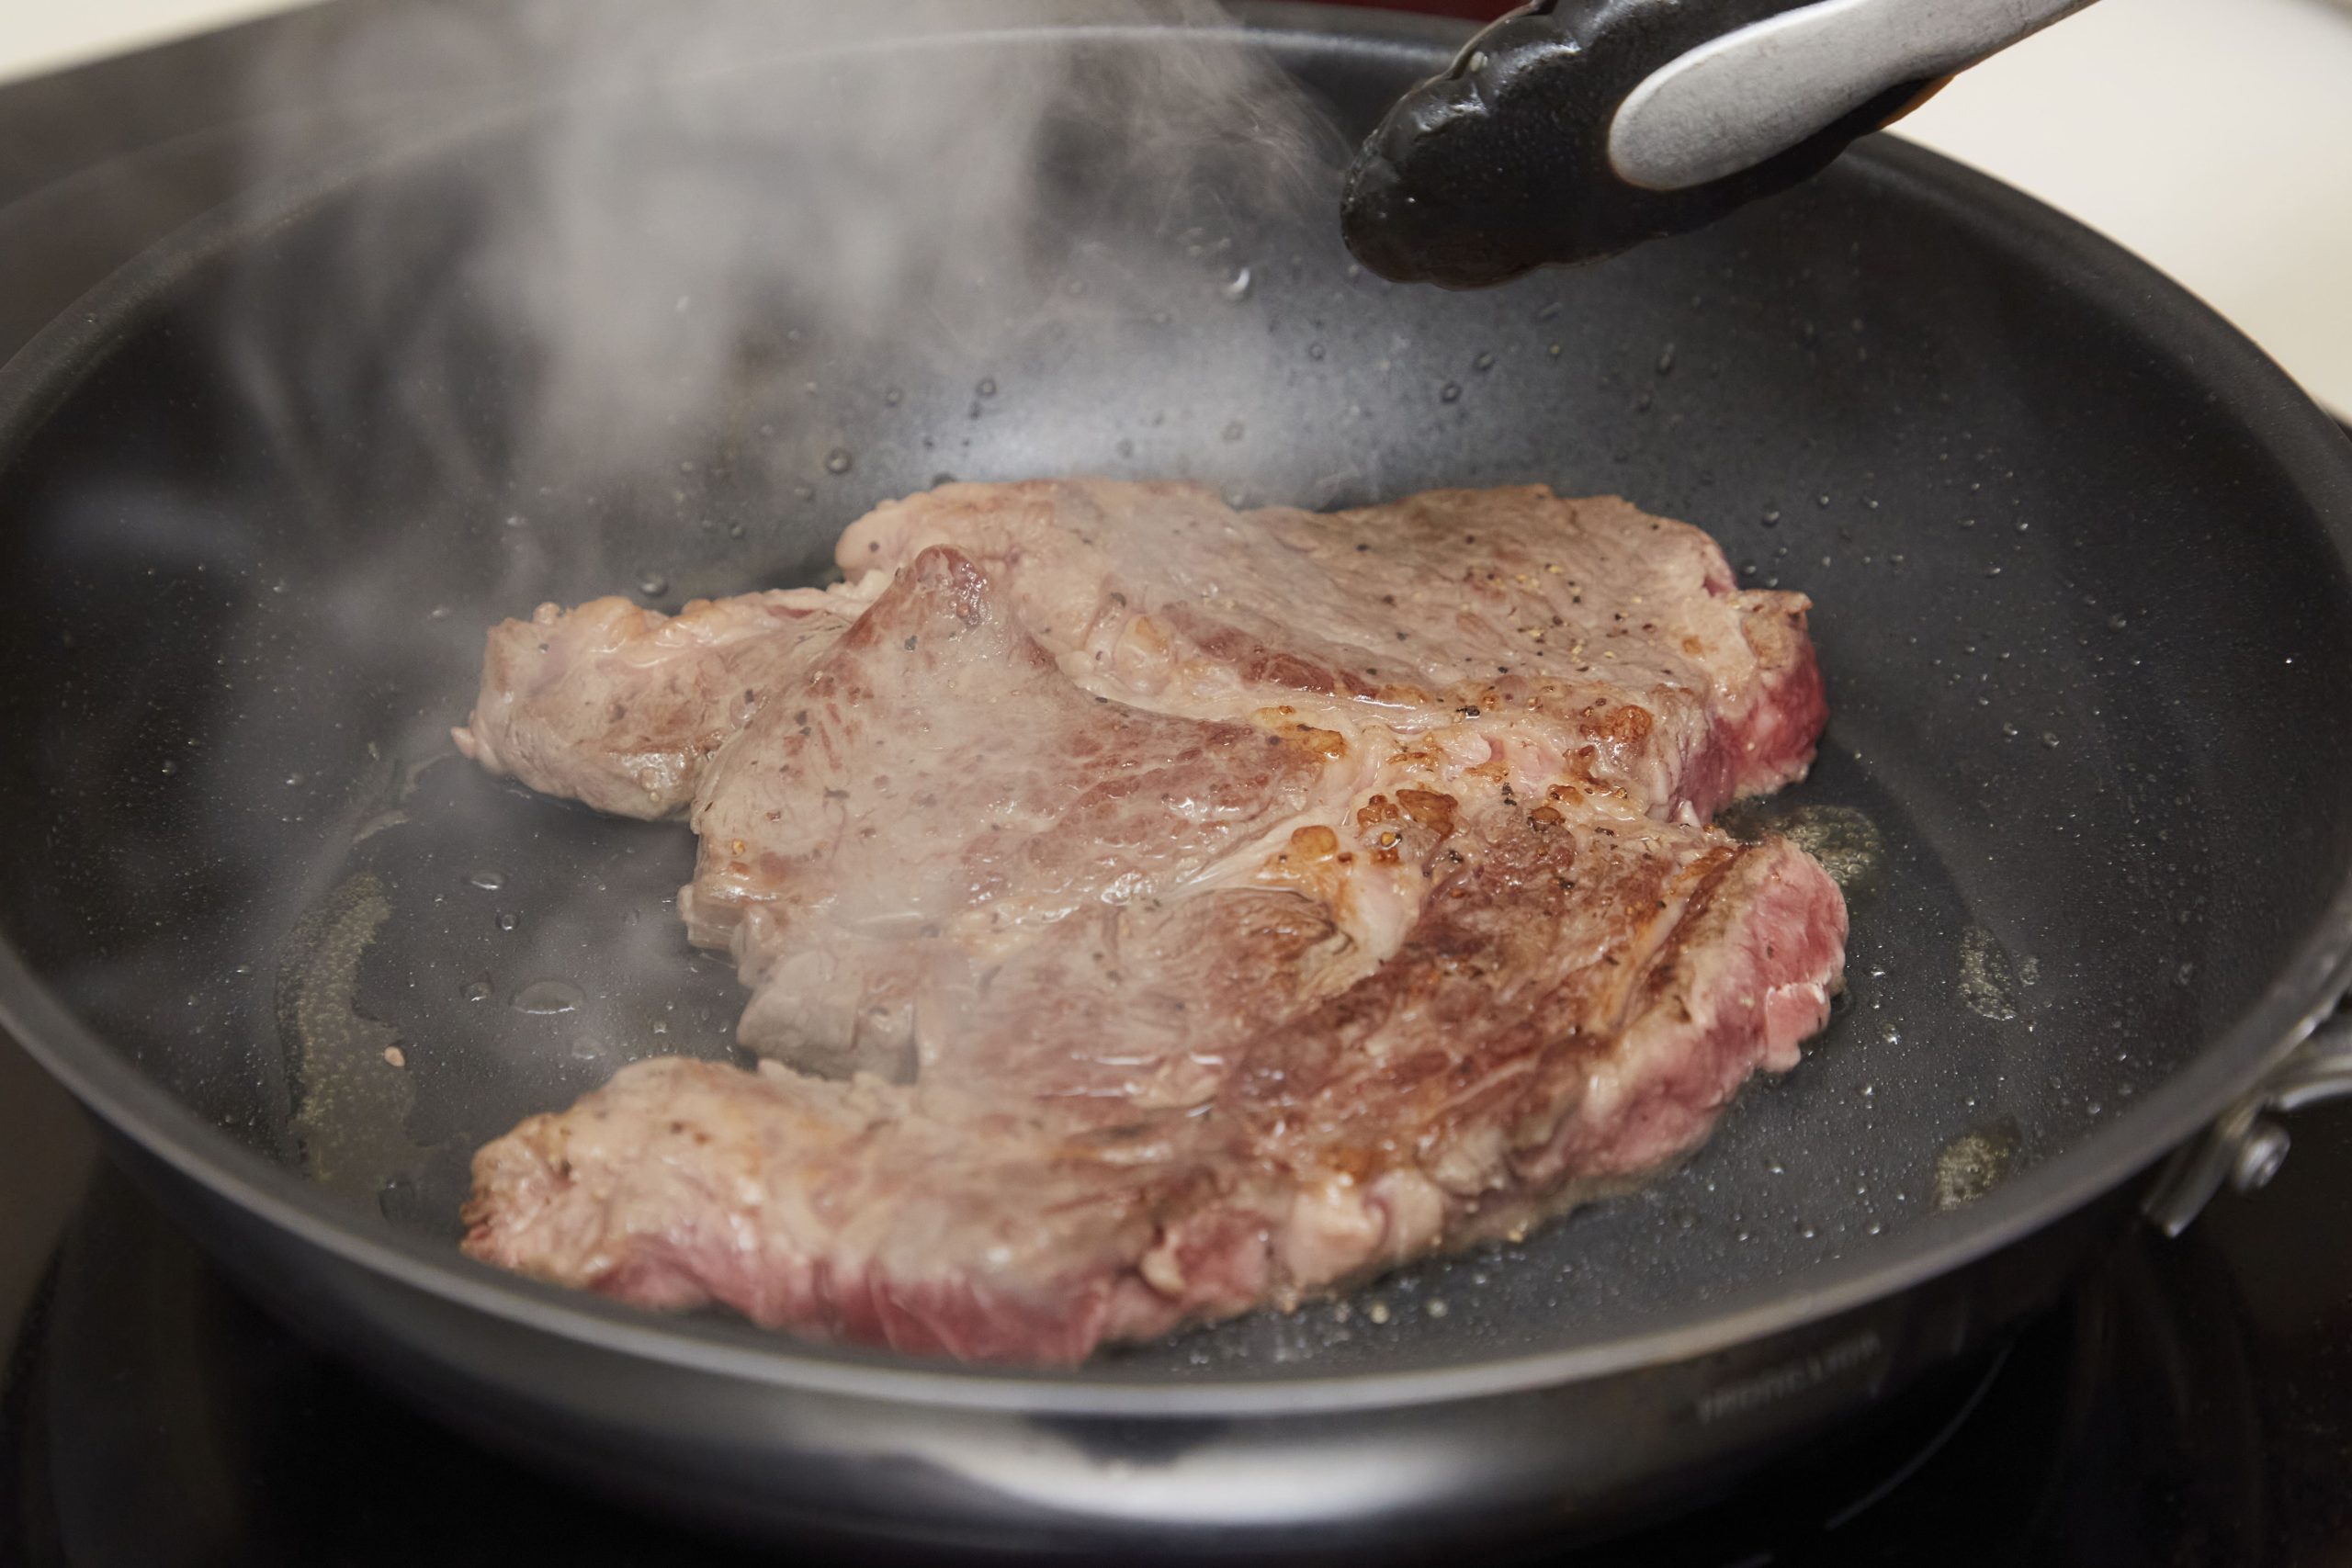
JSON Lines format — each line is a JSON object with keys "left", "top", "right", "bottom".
{"left": 455, "top": 480, "right": 1847, "bottom": 1363}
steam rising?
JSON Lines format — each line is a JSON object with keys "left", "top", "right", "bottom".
{"left": 230, "top": 0, "right": 1342, "bottom": 564}
{"left": 201, "top": 0, "right": 1349, "bottom": 1185}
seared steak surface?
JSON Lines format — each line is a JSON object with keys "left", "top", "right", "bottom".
{"left": 457, "top": 481, "right": 1846, "bottom": 1363}
{"left": 838, "top": 479, "right": 1824, "bottom": 814}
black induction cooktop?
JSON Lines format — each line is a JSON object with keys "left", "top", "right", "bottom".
{"left": 5, "top": 6, "right": 2352, "bottom": 1564}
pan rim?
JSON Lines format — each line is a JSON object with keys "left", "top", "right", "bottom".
{"left": 3, "top": 11, "right": 2351, "bottom": 1418}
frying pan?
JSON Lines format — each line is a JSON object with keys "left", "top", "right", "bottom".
{"left": 5, "top": 4, "right": 2352, "bottom": 1556}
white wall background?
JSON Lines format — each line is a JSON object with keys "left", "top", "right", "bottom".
{"left": 0, "top": 0, "right": 309, "bottom": 83}
{"left": 1897, "top": 0, "right": 2352, "bottom": 416}
{"left": 0, "top": 0, "right": 2347, "bottom": 410}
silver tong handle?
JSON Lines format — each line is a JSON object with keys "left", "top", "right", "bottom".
{"left": 1343, "top": 0, "right": 2104, "bottom": 284}
{"left": 1609, "top": 0, "right": 2099, "bottom": 192}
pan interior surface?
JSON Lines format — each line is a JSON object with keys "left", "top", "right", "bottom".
{"left": 2, "top": 19, "right": 2349, "bottom": 1388}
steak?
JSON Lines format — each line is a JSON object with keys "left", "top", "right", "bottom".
{"left": 454, "top": 583, "right": 868, "bottom": 819}
{"left": 680, "top": 547, "right": 1336, "bottom": 1076}
{"left": 835, "top": 479, "right": 1825, "bottom": 817}
{"left": 457, "top": 481, "right": 1847, "bottom": 1363}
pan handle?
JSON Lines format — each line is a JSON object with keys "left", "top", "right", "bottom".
{"left": 2142, "top": 1008, "right": 2352, "bottom": 1236}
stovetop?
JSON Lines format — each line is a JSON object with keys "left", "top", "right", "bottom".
{"left": 5, "top": 6, "right": 2352, "bottom": 1564}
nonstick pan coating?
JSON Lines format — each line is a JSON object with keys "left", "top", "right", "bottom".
{"left": 3, "top": 13, "right": 2352, "bottom": 1404}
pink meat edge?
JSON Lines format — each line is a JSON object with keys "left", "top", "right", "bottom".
{"left": 1539, "top": 844, "right": 1849, "bottom": 1185}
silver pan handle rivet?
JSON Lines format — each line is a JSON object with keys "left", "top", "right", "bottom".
{"left": 2145, "top": 1007, "right": 2352, "bottom": 1234}
{"left": 2231, "top": 1119, "right": 2292, "bottom": 1193}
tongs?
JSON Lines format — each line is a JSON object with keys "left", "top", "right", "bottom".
{"left": 1341, "top": 0, "right": 2098, "bottom": 288}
